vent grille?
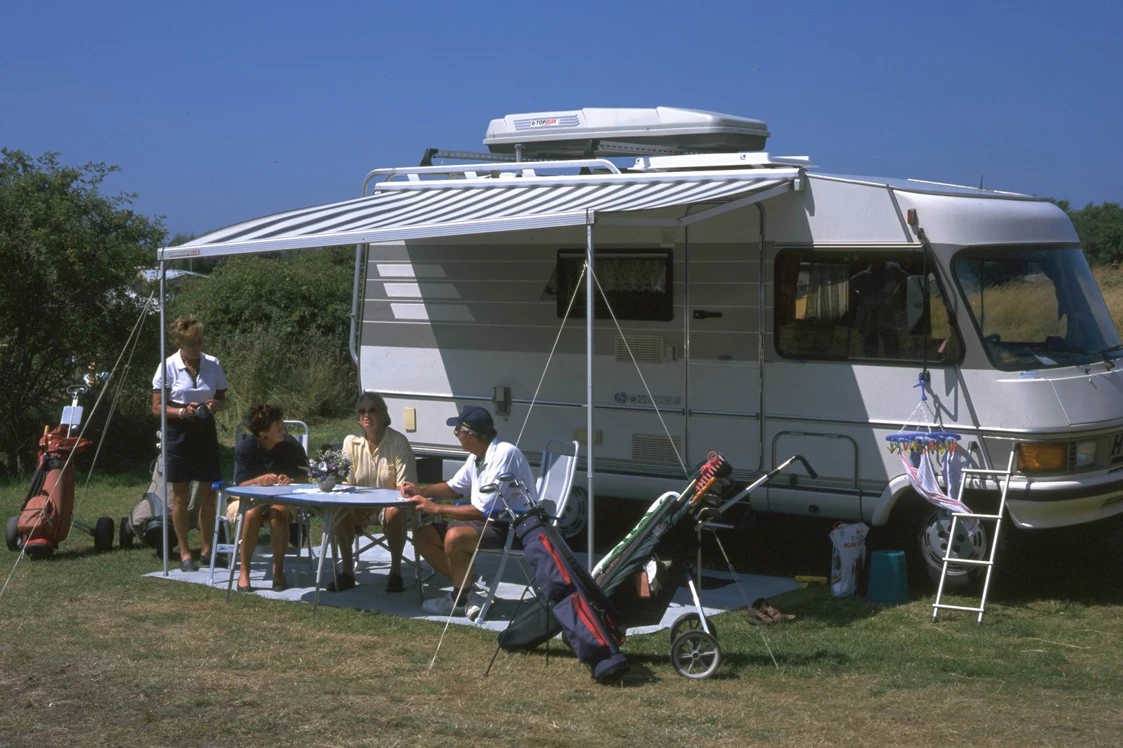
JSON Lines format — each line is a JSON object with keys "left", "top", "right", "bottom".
{"left": 615, "top": 335, "right": 665, "bottom": 364}
{"left": 632, "top": 434, "right": 682, "bottom": 464}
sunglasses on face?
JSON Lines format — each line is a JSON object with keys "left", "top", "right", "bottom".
{"left": 453, "top": 425, "right": 479, "bottom": 438}
{"left": 357, "top": 408, "right": 381, "bottom": 417}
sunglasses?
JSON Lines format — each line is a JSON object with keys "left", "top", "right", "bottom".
{"left": 453, "top": 424, "right": 479, "bottom": 438}
{"left": 357, "top": 408, "right": 381, "bottom": 416}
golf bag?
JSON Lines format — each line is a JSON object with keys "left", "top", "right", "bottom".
{"left": 122, "top": 459, "right": 202, "bottom": 550}
{"left": 9, "top": 426, "right": 92, "bottom": 558}
{"left": 497, "top": 507, "right": 628, "bottom": 684}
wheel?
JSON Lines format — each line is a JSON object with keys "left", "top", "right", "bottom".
{"left": 94, "top": 516, "right": 114, "bottom": 553}
{"left": 916, "top": 505, "right": 986, "bottom": 592}
{"left": 5, "top": 516, "right": 21, "bottom": 552}
{"left": 119, "top": 517, "right": 134, "bottom": 548}
{"left": 669, "top": 612, "right": 717, "bottom": 644}
{"left": 670, "top": 630, "right": 722, "bottom": 680}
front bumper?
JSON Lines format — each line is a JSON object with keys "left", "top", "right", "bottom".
{"left": 979, "top": 468, "right": 1123, "bottom": 529}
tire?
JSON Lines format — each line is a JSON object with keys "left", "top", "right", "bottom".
{"left": 670, "top": 630, "right": 722, "bottom": 680}
{"left": 119, "top": 517, "right": 134, "bottom": 548}
{"left": 669, "top": 612, "right": 717, "bottom": 644}
{"left": 94, "top": 516, "right": 115, "bottom": 553}
{"left": 915, "top": 505, "right": 987, "bottom": 593}
{"left": 5, "top": 516, "right": 21, "bottom": 552}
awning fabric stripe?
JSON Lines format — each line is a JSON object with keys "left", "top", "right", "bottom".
{"left": 158, "top": 172, "right": 796, "bottom": 261}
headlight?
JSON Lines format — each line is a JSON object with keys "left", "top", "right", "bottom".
{"left": 1017, "top": 443, "right": 1067, "bottom": 473}
{"left": 1074, "top": 440, "right": 1097, "bottom": 468}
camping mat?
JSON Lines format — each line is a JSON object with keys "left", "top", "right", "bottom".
{"left": 144, "top": 541, "right": 800, "bottom": 634}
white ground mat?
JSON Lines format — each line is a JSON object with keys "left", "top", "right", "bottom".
{"left": 145, "top": 540, "right": 800, "bottom": 634}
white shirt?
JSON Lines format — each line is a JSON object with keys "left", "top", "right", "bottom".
{"left": 152, "top": 351, "right": 227, "bottom": 405}
{"left": 448, "top": 439, "right": 537, "bottom": 516}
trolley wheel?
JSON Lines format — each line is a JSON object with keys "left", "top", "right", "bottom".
{"left": 93, "top": 516, "right": 114, "bottom": 553}
{"left": 119, "top": 517, "right": 134, "bottom": 548}
{"left": 670, "top": 630, "right": 722, "bottom": 680}
{"left": 5, "top": 516, "right": 21, "bottom": 552}
{"left": 669, "top": 612, "right": 717, "bottom": 644}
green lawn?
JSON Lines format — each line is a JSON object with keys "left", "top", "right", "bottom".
{"left": 2, "top": 423, "right": 1122, "bottom": 747}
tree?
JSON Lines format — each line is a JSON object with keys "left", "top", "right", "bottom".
{"left": 0, "top": 149, "right": 165, "bottom": 474}
{"left": 1068, "top": 202, "right": 1123, "bottom": 266}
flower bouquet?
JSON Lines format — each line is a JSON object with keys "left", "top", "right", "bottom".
{"left": 308, "top": 447, "right": 352, "bottom": 492}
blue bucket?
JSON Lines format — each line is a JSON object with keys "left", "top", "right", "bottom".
{"left": 866, "top": 550, "right": 909, "bottom": 604}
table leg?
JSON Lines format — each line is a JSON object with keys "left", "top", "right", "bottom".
{"left": 313, "top": 508, "right": 337, "bottom": 613}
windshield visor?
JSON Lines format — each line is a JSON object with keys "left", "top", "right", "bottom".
{"left": 953, "top": 247, "right": 1122, "bottom": 371}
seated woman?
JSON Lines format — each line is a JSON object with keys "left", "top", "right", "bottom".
{"left": 330, "top": 392, "right": 416, "bottom": 593}
{"left": 230, "top": 404, "right": 309, "bottom": 592}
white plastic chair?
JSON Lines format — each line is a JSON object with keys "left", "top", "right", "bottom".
{"left": 209, "top": 420, "right": 315, "bottom": 590}
{"left": 472, "top": 439, "right": 579, "bottom": 623}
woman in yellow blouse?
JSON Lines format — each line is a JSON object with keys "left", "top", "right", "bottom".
{"left": 330, "top": 392, "right": 416, "bottom": 593}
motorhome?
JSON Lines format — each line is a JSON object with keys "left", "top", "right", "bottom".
{"left": 161, "top": 107, "right": 1123, "bottom": 589}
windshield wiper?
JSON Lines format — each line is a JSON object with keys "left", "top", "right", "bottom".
{"left": 1098, "top": 344, "right": 1123, "bottom": 369}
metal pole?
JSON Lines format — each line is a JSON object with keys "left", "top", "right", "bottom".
{"left": 159, "top": 262, "right": 169, "bottom": 575}
{"left": 585, "top": 215, "right": 595, "bottom": 570}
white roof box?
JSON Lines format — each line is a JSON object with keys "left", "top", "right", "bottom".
{"left": 483, "top": 107, "right": 770, "bottom": 158}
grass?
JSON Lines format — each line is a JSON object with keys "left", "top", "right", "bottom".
{"left": 3, "top": 469, "right": 1123, "bottom": 747}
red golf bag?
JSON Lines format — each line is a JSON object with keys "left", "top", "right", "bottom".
{"left": 6, "top": 426, "right": 100, "bottom": 559}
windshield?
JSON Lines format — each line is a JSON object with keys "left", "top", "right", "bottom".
{"left": 953, "top": 247, "right": 1122, "bottom": 371}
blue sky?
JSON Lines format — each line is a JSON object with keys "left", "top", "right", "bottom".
{"left": 2, "top": 1, "right": 1120, "bottom": 240}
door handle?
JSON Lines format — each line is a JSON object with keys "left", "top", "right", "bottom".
{"left": 692, "top": 310, "right": 723, "bottom": 320}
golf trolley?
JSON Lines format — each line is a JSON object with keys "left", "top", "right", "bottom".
{"left": 5, "top": 384, "right": 116, "bottom": 558}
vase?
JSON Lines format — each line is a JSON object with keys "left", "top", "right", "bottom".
{"left": 317, "top": 477, "right": 338, "bottom": 493}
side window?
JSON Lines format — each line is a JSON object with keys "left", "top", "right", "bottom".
{"left": 555, "top": 249, "right": 673, "bottom": 321}
{"left": 774, "top": 250, "right": 961, "bottom": 364}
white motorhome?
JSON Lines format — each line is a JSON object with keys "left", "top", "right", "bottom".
{"left": 161, "top": 107, "right": 1123, "bottom": 589}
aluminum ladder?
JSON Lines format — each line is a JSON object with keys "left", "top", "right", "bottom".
{"left": 932, "top": 451, "right": 1016, "bottom": 624}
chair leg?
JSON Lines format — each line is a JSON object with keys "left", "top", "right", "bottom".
{"left": 208, "top": 505, "right": 223, "bottom": 585}
{"left": 224, "top": 513, "right": 243, "bottom": 602}
{"left": 475, "top": 551, "right": 509, "bottom": 624}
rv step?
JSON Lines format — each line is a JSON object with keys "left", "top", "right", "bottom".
{"left": 933, "top": 603, "right": 985, "bottom": 613}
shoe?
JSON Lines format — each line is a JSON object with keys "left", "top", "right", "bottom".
{"left": 179, "top": 558, "right": 199, "bottom": 572}
{"left": 325, "top": 572, "right": 356, "bottom": 593}
{"left": 237, "top": 582, "right": 253, "bottom": 593}
{"left": 385, "top": 571, "right": 405, "bottom": 593}
{"left": 271, "top": 580, "right": 288, "bottom": 592}
{"left": 199, "top": 554, "right": 212, "bottom": 567}
{"left": 422, "top": 593, "right": 467, "bottom": 616}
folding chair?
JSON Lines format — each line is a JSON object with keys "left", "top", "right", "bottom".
{"left": 208, "top": 420, "right": 315, "bottom": 590}
{"left": 352, "top": 508, "right": 427, "bottom": 602}
{"left": 472, "top": 439, "right": 579, "bottom": 623}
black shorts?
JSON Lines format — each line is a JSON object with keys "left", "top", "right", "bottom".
{"left": 432, "top": 519, "right": 521, "bottom": 550}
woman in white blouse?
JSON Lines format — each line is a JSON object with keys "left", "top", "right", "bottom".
{"left": 330, "top": 392, "right": 416, "bottom": 593}
{"left": 151, "top": 316, "right": 227, "bottom": 572}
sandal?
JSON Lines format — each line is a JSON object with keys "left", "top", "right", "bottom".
{"left": 236, "top": 582, "right": 253, "bottom": 593}
{"left": 385, "top": 571, "right": 405, "bottom": 593}
{"left": 747, "top": 598, "right": 796, "bottom": 624}
{"left": 326, "top": 572, "right": 356, "bottom": 593}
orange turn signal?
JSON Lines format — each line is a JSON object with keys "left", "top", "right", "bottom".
{"left": 1017, "top": 443, "right": 1067, "bottom": 473}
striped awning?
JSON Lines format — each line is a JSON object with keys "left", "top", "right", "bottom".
{"left": 158, "top": 169, "right": 800, "bottom": 261}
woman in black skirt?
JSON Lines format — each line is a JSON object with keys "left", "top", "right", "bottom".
{"left": 151, "top": 316, "right": 227, "bottom": 571}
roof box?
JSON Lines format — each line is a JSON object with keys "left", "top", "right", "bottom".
{"left": 483, "top": 107, "right": 770, "bottom": 158}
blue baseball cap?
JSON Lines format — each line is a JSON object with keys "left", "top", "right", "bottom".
{"left": 446, "top": 406, "right": 494, "bottom": 434}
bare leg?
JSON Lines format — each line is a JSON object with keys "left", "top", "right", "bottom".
{"left": 335, "top": 513, "right": 356, "bottom": 574}
{"left": 238, "top": 506, "right": 266, "bottom": 587}
{"left": 382, "top": 506, "right": 407, "bottom": 576}
{"left": 198, "top": 485, "right": 216, "bottom": 558}
{"left": 443, "top": 525, "right": 481, "bottom": 593}
{"left": 411, "top": 525, "right": 453, "bottom": 581}
{"left": 268, "top": 507, "right": 289, "bottom": 583}
{"left": 171, "top": 482, "right": 193, "bottom": 562}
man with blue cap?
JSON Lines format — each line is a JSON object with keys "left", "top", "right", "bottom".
{"left": 399, "top": 406, "right": 537, "bottom": 616}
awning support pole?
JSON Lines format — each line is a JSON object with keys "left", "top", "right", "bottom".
{"left": 159, "top": 262, "right": 169, "bottom": 575}
{"left": 585, "top": 214, "right": 595, "bottom": 570}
